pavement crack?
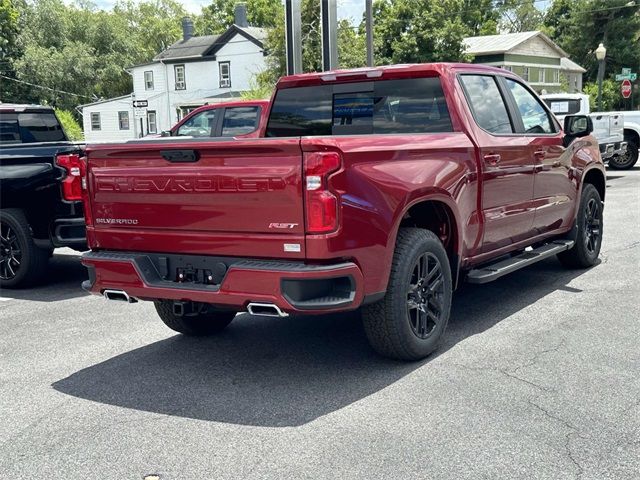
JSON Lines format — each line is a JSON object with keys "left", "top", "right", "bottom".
{"left": 512, "top": 338, "right": 566, "bottom": 376}
{"left": 527, "top": 399, "right": 586, "bottom": 480}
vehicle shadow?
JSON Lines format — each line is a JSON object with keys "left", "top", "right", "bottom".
{"left": 53, "top": 257, "right": 589, "bottom": 427}
{"left": 0, "top": 252, "right": 88, "bottom": 302}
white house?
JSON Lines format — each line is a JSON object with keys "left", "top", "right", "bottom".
{"left": 80, "top": 5, "right": 267, "bottom": 142}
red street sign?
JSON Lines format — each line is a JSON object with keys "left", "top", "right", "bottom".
{"left": 621, "top": 79, "right": 632, "bottom": 99}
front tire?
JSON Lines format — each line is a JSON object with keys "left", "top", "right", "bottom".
{"left": 557, "top": 184, "right": 603, "bottom": 268}
{"left": 154, "top": 301, "right": 236, "bottom": 336}
{"left": 0, "top": 209, "right": 49, "bottom": 288}
{"left": 362, "top": 228, "right": 452, "bottom": 361}
{"left": 608, "top": 140, "right": 638, "bottom": 170}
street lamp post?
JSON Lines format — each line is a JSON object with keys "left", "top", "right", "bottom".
{"left": 595, "top": 43, "right": 607, "bottom": 111}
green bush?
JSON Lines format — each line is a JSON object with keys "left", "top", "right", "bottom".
{"left": 54, "top": 108, "right": 83, "bottom": 141}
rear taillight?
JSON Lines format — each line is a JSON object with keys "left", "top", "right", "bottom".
{"left": 55, "top": 153, "right": 86, "bottom": 201}
{"left": 304, "top": 151, "right": 341, "bottom": 233}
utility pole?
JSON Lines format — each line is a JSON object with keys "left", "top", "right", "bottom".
{"left": 321, "top": 0, "right": 338, "bottom": 71}
{"left": 285, "top": 0, "right": 302, "bottom": 75}
{"left": 365, "top": 0, "right": 374, "bottom": 67}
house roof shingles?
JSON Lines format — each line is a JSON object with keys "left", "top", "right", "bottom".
{"left": 463, "top": 31, "right": 568, "bottom": 58}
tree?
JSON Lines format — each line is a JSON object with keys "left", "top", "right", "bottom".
{"left": 545, "top": 0, "right": 640, "bottom": 88}
{"left": 55, "top": 108, "right": 84, "bottom": 141}
{"left": 499, "top": 0, "right": 544, "bottom": 33}
{"left": 0, "top": 0, "right": 31, "bottom": 102}
{"left": 583, "top": 79, "right": 622, "bottom": 111}
{"left": 200, "top": 0, "right": 281, "bottom": 34}
{"left": 372, "top": 0, "right": 471, "bottom": 65}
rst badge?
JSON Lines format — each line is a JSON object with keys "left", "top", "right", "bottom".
{"left": 269, "top": 223, "right": 298, "bottom": 229}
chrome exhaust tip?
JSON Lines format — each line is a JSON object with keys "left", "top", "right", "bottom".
{"left": 247, "top": 302, "right": 288, "bottom": 317}
{"left": 103, "top": 289, "right": 138, "bottom": 303}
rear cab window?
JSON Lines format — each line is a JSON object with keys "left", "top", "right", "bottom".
{"left": 222, "top": 107, "right": 260, "bottom": 136}
{"left": 543, "top": 98, "right": 581, "bottom": 116}
{"left": 459, "top": 75, "right": 514, "bottom": 134}
{"left": 266, "top": 77, "right": 453, "bottom": 137}
{"left": 0, "top": 111, "right": 66, "bottom": 144}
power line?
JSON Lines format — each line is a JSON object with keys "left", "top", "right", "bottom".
{"left": 0, "top": 74, "right": 96, "bottom": 100}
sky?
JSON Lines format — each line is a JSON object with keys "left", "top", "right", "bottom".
{"left": 90, "top": 0, "right": 366, "bottom": 21}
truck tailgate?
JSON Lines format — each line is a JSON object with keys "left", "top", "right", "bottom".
{"left": 85, "top": 138, "right": 305, "bottom": 257}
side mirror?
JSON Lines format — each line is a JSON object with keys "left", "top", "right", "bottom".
{"left": 564, "top": 115, "right": 593, "bottom": 137}
{"left": 563, "top": 115, "right": 593, "bottom": 147}
{"left": 161, "top": 130, "right": 171, "bottom": 137}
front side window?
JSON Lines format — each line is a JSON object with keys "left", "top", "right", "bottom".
{"left": 266, "top": 77, "right": 453, "bottom": 137}
{"left": 222, "top": 107, "right": 259, "bottom": 136}
{"left": 144, "top": 71, "right": 154, "bottom": 90}
{"left": 460, "top": 75, "right": 513, "bottom": 134}
{"left": 0, "top": 113, "right": 21, "bottom": 143}
{"left": 505, "top": 79, "right": 554, "bottom": 134}
{"left": 91, "top": 112, "right": 101, "bottom": 131}
{"left": 147, "top": 111, "right": 157, "bottom": 134}
{"left": 176, "top": 109, "right": 217, "bottom": 137}
{"left": 118, "top": 111, "right": 130, "bottom": 130}
{"left": 175, "top": 65, "right": 186, "bottom": 90}
{"left": 219, "top": 62, "right": 231, "bottom": 88}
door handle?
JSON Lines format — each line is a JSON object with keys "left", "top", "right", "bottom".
{"left": 161, "top": 150, "right": 200, "bottom": 163}
{"left": 533, "top": 149, "right": 547, "bottom": 160}
{"left": 483, "top": 153, "right": 501, "bottom": 166}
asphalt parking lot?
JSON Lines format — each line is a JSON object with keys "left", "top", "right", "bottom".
{"left": 1, "top": 167, "right": 639, "bottom": 480}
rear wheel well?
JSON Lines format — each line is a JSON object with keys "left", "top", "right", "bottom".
{"left": 399, "top": 200, "right": 459, "bottom": 286}
{"left": 582, "top": 169, "right": 605, "bottom": 202}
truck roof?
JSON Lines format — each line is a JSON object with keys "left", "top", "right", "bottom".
{"left": 276, "top": 62, "right": 508, "bottom": 89}
{"left": 0, "top": 103, "right": 55, "bottom": 113}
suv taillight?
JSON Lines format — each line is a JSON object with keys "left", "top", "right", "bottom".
{"left": 303, "top": 151, "right": 341, "bottom": 233}
{"left": 55, "top": 153, "right": 86, "bottom": 201}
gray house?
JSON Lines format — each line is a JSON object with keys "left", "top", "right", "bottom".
{"left": 463, "top": 31, "right": 585, "bottom": 93}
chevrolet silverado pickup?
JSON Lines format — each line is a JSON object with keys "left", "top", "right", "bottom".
{"left": 1, "top": 104, "right": 86, "bottom": 288}
{"left": 80, "top": 63, "right": 606, "bottom": 360}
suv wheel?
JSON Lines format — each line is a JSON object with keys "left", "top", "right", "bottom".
{"left": 0, "top": 209, "right": 49, "bottom": 288}
{"left": 557, "top": 184, "right": 603, "bottom": 268}
{"left": 362, "top": 228, "right": 452, "bottom": 361}
{"left": 154, "top": 300, "right": 236, "bottom": 336}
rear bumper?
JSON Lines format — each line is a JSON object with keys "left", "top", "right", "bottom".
{"left": 600, "top": 141, "right": 627, "bottom": 160}
{"left": 81, "top": 250, "right": 365, "bottom": 314}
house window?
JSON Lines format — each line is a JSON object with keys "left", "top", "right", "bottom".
{"left": 91, "top": 112, "right": 101, "bottom": 131}
{"left": 118, "top": 111, "right": 130, "bottom": 130}
{"left": 540, "top": 68, "right": 545, "bottom": 83}
{"left": 553, "top": 70, "right": 560, "bottom": 83}
{"left": 174, "top": 65, "right": 186, "bottom": 90}
{"left": 219, "top": 62, "right": 231, "bottom": 88}
{"left": 502, "top": 65, "right": 512, "bottom": 72}
{"left": 147, "top": 111, "right": 157, "bottom": 134}
{"left": 522, "top": 67, "right": 530, "bottom": 82}
{"left": 144, "top": 71, "right": 154, "bottom": 90}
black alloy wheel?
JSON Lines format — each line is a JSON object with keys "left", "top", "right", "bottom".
{"left": 0, "top": 222, "right": 22, "bottom": 281}
{"left": 406, "top": 252, "right": 445, "bottom": 339}
{"left": 583, "top": 197, "right": 602, "bottom": 256}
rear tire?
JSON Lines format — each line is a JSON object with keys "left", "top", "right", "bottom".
{"left": 608, "top": 140, "right": 638, "bottom": 170}
{"left": 362, "top": 228, "right": 452, "bottom": 361}
{"left": 0, "top": 209, "right": 49, "bottom": 288}
{"left": 154, "top": 300, "right": 236, "bottom": 336}
{"left": 557, "top": 184, "right": 603, "bottom": 268}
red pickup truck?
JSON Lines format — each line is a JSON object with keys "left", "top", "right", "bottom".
{"left": 81, "top": 63, "right": 605, "bottom": 360}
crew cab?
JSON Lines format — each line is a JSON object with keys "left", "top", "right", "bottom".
{"left": 541, "top": 92, "right": 637, "bottom": 170}
{"left": 1, "top": 104, "right": 86, "bottom": 287}
{"left": 80, "top": 64, "right": 606, "bottom": 360}
{"left": 160, "top": 100, "right": 269, "bottom": 138}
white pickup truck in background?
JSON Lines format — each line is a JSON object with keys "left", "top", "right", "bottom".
{"left": 541, "top": 93, "right": 639, "bottom": 170}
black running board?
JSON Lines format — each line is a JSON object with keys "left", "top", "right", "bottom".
{"left": 466, "top": 240, "right": 575, "bottom": 284}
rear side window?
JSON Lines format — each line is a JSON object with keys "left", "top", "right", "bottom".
{"left": 0, "top": 114, "right": 21, "bottom": 143}
{"left": 18, "top": 112, "right": 66, "bottom": 142}
{"left": 460, "top": 75, "right": 513, "bottom": 134}
{"left": 221, "top": 107, "right": 260, "bottom": 136}
{"left": 266, "top": 77, "right": 453, "bottom": 137}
